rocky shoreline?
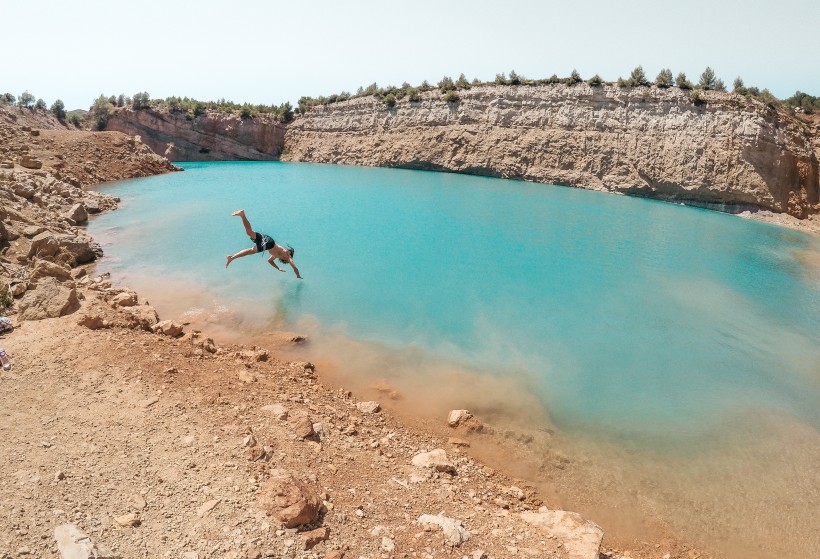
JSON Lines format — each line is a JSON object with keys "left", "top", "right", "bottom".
{"left": 0, "top": 118, "right": 626, "bottom": 558}
{"left": 3, "top": 102, "right": 813, "bottom": 559}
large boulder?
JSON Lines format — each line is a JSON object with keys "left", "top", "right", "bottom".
{"left": 66, "top": 203, "right": 88, "bottom": 224}
{"left": 151, "top": 319, "right": 183, "bottom": 337}
{"left": 257, "top": 469, "right": 322, "bottom": 528}
{"left": 519, "top": 509, "right": 604, "bottom": 559}
{"left": 17, "top": 277, "right": 79, "bottom": 320}
{"left": 29, "top": 259, "right": 72, "bottom": 282}
{"left": 56, "top": 233, "right": 99, "bottom": 264}
{"left": 28, "top": 231, "right": 60, "bottom": 259}
{"left": 126, "top": 305, "right": 159, "bottom": 331}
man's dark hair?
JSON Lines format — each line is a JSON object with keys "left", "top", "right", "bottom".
{"left": 279, "top": 245, "right": 295, "bottom": 264}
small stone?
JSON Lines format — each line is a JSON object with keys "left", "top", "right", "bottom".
{"left": 129, "top": 495, "right": 147, "bottom": 510}
{"left": 197, "top": 499, "right": 220, "bottom": 517}
{"left": 113, "top": 512, "right": 140, "bottom": 527}
{"left": 356, "top": 401, "right": 381, "bottom": 414}
{"left": 54, "top": 471, "right": 65, "bottom": 481}
{"left": 261, "top": 403, "right": 289, "bottom": 420}
{"left": 300, "top": 527, "right": 330, "bottom": 550}
{"left": 447, "top": 409, "right": 472, "bottom": 427}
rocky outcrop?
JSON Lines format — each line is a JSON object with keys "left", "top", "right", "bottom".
{"left": 105, "top": 108, "right": 286, "bottom": 162}
{"left": 284, "top": 85, "right": 820, "bottom": 218}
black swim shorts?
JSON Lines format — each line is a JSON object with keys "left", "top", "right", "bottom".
{"left": 254, "top": 232, "right": 275, "bottom": 253}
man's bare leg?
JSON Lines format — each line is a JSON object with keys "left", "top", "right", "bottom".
{"left": 226, "top": 246, "right": 257, "bottom": 268}
{"left": 232, "top": 209, "right": 255, "bottom": 239}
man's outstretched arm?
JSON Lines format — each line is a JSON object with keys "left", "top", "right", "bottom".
{"left": 289, "top": 260, "right": 302, "bottom": 279}
{"left": 267, "top": 256, "right": 285, "bottom": 272}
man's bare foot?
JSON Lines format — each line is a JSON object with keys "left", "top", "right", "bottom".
{"left": 231, "top": 210, "right": 245, "bottom": 217}
{"left": 225, "top": 255, "right": 232, "bottom": 268}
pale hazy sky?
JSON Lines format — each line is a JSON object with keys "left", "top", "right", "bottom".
{"left": 4, "top": 0, "right": 819, "bottom": 110}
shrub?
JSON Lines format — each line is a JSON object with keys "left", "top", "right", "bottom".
{"left": 0, "top": 93, "right": 15, "bottom": 105}
{"left": 508, "top": 70, "right": 522, "bottom": 85}
{"left": 0, "top": 290, "right": 12, "bottom": 312}
{"left": 655, "top": 68, "right": 674, "bottom": 88}
{"left": 690, "top": 89, "right": 706, "bottom": 106}
{"left": 785, "top": 90, "right": 820, "bottom": 114}
{"left": 676, "top": 72, "right": 692, "bottom": 90}
{"left": 18, "top": 90, "right": 34, "bottom": 108}
{"left": 444, "top": 90, "right": 459, "bottom": 103}
{"left": 698, "top": 67, "right": 717, "bottom": 90}
{"left": 588, "top": 74, "right": 602, "bottom": 87}
{"left": 50, "top": 99, "right": 66, "bottom": 120}
{"left": 116, "top": 94, "right": 125, "bottom": 107}
{"left": 68, "top": 113, "right": 81, "bottom": 127}
{"left": 438, "top": 76, "right": 455, "bottom": 92}
{"left": 383, "top": 93, "right": 396, "bottom": 108}
{"left": 714, "top": 79, "right": 726, "bottom": 92}
{"left": 616, "top": 77, "right": 627, "bottom": 88}
{"left": 494, "top": 73, "right": 508, "bottom": 85}
{"left": 456, "top": 73, "right": 471, "bottom": 89}
{"left": 627, "top": 66, "right": 649, "bottom": 87}
{"left": 565, "top": 69, "right": 582, "bottom": 85}
{"left": 35, "top": 98, "right": 47, "bottom": 110}
{"left": 407, "top": 87, "right": 421, "bottom": 102}
{"left": 279, "top": 101, "right": 294, "bottom": 123}
{"left": 419, "top": 80, "right": 432, "bottom": 91}
{"left": 547, "top": 74, "right": 560, "bottom": 85}
{"left": 92, "top": 94, "right": 112, "bottom": 130}
{"left": 240, "top": 105, "right": 253, "bottom": 119}
{"left": 193, "top": 103, "right": 206, "bottom": 117}
{"left": 733, "top": 77, "right": 746, "bottom": 94}
{"left": 132, "top": 91, "right": 151, "bottom": 109}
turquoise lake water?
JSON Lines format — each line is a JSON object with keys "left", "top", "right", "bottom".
{"left": 89, "top": 161, "right": 820, "bottom": 556}
{"left": 89, "top": 161, "right": 820, "bottom": 443}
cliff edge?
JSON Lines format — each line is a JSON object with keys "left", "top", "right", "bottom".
{"left": 283, "top": 84, "right": 820, "bottom": 218}
{"left": 106, "top": 108, "right": 286, "bottom": 162}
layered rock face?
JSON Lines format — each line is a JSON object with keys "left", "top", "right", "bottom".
{"left": 284, "top": 85, "right": 820, "bottom": 218}
{"left": 105, "top": 108, "right": 286, "bottom": 162}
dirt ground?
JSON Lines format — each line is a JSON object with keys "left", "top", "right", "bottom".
{"left": 3, "top": 103, "right": 817, "bottom": 559}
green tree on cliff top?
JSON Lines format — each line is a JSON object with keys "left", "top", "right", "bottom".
{"left": 655, "top": 68, "right": 674, "bottom": 88}
{"left": 698, "top": 67, "right": 717, "bottom": 90}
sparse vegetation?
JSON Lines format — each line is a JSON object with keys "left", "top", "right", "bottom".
{"left": 444, "top": 90, "right": 460, "bottom": 103}
{"left": 627, "top": 66, "right": 649, "bottom": 87}
{"left": 132, "top": 92, "right": 151, "bottom": 110}
{"left": 588, "top": 74, "right": 602, "bottom": 87}
{"left": 565, "top": 69, "right": 582, "bottom": 85}
{"left": 676, "top": 72, "right": 693, "bottom": 90}
{"left": 438, "top": 76, "right": 456, "bottom": 93}
{"left": 785, "top": 91, "right": 820, "bottom": 114}
{"left": 91, "top": 94, "right": 113, "bottom": 130}
{"left": 50, "top": 99, "right": 66, "bottom": 120}
{"left": 698, "top": 67, "right": 717, "bottom": 90}
{"left": 18, "top": 90, "right": 34, "bottom": 109}
{"left": 690, "top": 89, "right": 705, "bottom": 106}
{"left": 733, "top": 77, "right": 746, "bottom": 95}
{"left": 655, "top": 69, "right": 674, "bottom": 88}
{"left": 0, "top": 288, "right": 12, "bottom": 312}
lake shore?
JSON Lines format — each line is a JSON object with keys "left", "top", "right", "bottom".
{"left": 3, "top": 105, "right": 818, "bottom": 558}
